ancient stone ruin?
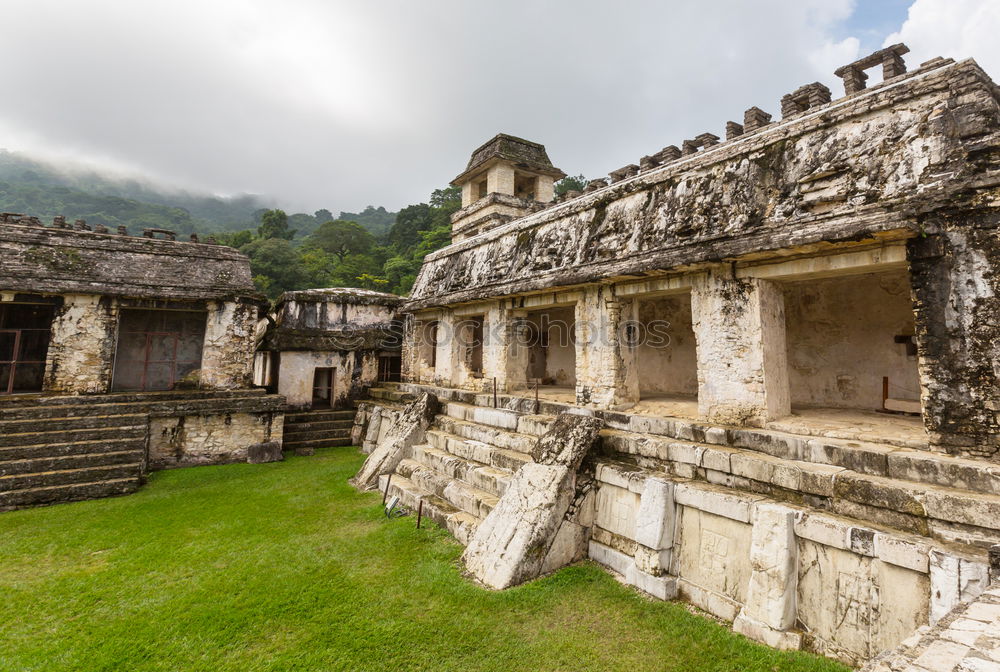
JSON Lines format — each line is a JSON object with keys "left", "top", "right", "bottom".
{"left": 0, "top": 215, "right": 285, "bottom": 506}
{"left": 255, "top": 287, "right": 403, "bottom": 454}
{"left": 353, "top": 47, "right": 1000, "bottom": 667}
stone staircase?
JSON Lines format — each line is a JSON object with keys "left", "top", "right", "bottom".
{"left": 282, "top": 408, "right": 355, "bottom": 454}
{"left": 368, "top": 385, "right": 554, "bottom": 545}
{"left": 362, "top": 381, "right": 1000, "bottom": 552}
{"left": 0, "top": 395, "right": 148, "bottom": 510}
{"left": 0, "top": 389, "right": 280, "bottom": 511}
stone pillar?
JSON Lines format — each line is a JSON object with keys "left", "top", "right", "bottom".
{"left": 461, "top": 180, "right": 476, "bottom": 208}
{"left": 505, "top": 310, "right": 531, "bottom": 393}
{"left": 433, "top": 311, "right": 457, "bottom": 387}
{"left": 200, "top": 299, "right": 257, "bottom": 390}
{"left": 691, "top": 268, "right": 790, "bottom": 426}
{"left": 487, "top": 163, "right": 515, "bottom": 196}
{"left": 43, "top": 294, "right": 117, "bottom": 394}
{"left": 399, "top": 314, "right": 418, "bottom": 383}
{"left": 574, "top": 285, "right": 639, "bottom": 408}
{"left": 734, "top": 503, "right": 801, "bottom": 650}
{"left": 481, "top": 302, "right": 530, "bottom": 394}
{"left": 908, "top": 227, "right": 1000, "bottom": 459}
{"left": 535, "top": 175, "right": 555, "bottom": 203}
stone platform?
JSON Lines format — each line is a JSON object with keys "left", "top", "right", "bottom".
{"left": 354, "top": 381, "right": 1000, "bottom": 667}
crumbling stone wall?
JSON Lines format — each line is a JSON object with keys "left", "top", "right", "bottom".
{"left": 909, "top": 219, "right": 1000, "bottom": 458}
{"left": 149, "top": 409, "right": 283, "bottom": 468}
{"left": 200, "top": 299, "right": 258, "bottom": 390}
{"left": 43, "top": 294, "right": 117, "bottom": 394}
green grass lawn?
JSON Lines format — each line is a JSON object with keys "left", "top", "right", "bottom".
{"left": 0, "top": 447, "right": 849, "bottom": 672}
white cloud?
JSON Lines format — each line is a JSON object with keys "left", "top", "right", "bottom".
{"left": 885, "top": 0, "right": 1000, "bottom": 74}
{"left": 0, "top": 0, "right": 892, "bottom": 213}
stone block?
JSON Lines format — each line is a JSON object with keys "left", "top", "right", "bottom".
{"left": 634, "top": 477, "right": 675, "bottom": 549}
{"left": 588, "top": 540, "right": 633, "bottom": 576}
{"left": 733, "top": 613, "right": 802, "bottom": 650}
{"left": 701, "top": 446, "right": 733, "bottom": 472}
{"left": 742, "top": 503, "right": 797, "bottom": 630}
{"left": 874, "top": 533, "right": 930, "bottom": 573}
{"left": 674, "top": 482, "right": 761, "bottom": 523}
{"left": 626, "top": 564, "right": 678, "bottom": 600}
{"left": 793, "top": 512, "right": 850, "bottom": 550}
{"left": 247, "top": 441, "right": 283, "bottom": 464}
{"left": 930, "top": 550, "right": 961, "bottom": 624}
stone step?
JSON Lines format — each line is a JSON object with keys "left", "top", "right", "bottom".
{"left": 0, "top": 463, "right": 143, "bottom": 492}
{"left": 425, "top": 429, "right": 533, "bottom": 473}
{"left": 0, "top": 424, "right": 147, "bottom": 448}
{"left": 434, "top": 415, "right": 538, "bottom": 453}
{"left": 410, "top": 444, "right": 513, "bottom": 497}
{"left": 0, "top": 392, "right": 272, "bottom": 421}
{"left": 396, "top": 458, "right": 499, "bottom": 519}
{"left": 283, "top": 420, "right": 354, "bottom": 435}
{"left": 377, "top": 473, "right": 479, "bottom": 546}
{"left": 0, "top": 449, "right": 145, "bottom": 477}
{"left": 600, "top": 428, "right": 1000, "bottom": 545}
{"left": 368, "top": 387, "right": 417, "bottom": 404}
{"left": 284, "top": 410, "right": 356, "bottom": 424}
{"left": 0, "top": 437, "right": 144, "bottom": 462}
{"left": 0, "top": 413, "right": 149, "bottom": 435}
{"left": 0, "top": 476, "right": 142, "bottom": 511}
{"left": 441, "top": 401, "right": 556, "bottom": 436}
{"left": 280, "top": 437, "right": 352, "bottom": 450}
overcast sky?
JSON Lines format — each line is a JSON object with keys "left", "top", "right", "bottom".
{"left": 1, "top": 0, "right": 998, "bottom": 214}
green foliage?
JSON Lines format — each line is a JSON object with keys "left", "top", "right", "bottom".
{"left": 337, "top": 205, "right": 396, "bottom": 238}
{"left": 555, "top": 174, "right": 588, "bottom": 196}
{"left": 305, "top": 219, "right": 375, "bottom": 261}
{"left": 0, "top": 448, "right": 848, "bottom": 672}
{"left": 257, "top": 209, "right": 296, "bottom": 240}
{"left": 239, "top": 237, "right": 315, "bottom": 297}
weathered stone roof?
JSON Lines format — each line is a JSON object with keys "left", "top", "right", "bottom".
{"left": 407, "top": 57, "right": 1000, "bottom": 310}
{"left": 0, "top": 215, "right": 259, "bottom": 301}
{"left": 452, "top": 133, "right": 566, "bottom": 185}
{"left": 277, "top": 287, "right": 405, "bottom": 306}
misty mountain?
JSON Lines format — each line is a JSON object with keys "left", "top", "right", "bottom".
{"left": 0, "top": 150, "right": 397, "bottom": 240}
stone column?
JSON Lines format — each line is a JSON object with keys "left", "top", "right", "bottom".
{"left": 908, "top": 227, "right": 1000, "bottom": 458}
{"left": 734, "top": 503, "right": 801, "bottom": 650}
{"left": 399, "top": 313, "right": 419, "bottom": 383}
{"left": 574, "top": 285, "right": 639, "bottom": 408}
{"left": 432, "top": 311, "right": 457, "bottom": 387}
{"left": 535, "top": 175, "right": 555, "bottom": 203}
{"left": 43, "top": 294, "right": 117, "bottom": 394}
{"left": 487, "top": 163, "right": 515, "bottom": 196}
{"left": 691, "top": 268, "right": 790, "bottom": 426}
{"left": 200, "top": 299, "right": 257, "bottom": 390}
{"left": 480, "top": 302, "right": 530, "bottom": 394}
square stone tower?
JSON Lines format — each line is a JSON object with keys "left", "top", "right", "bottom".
{"left": 449, "top": 133, "right": 565, "bottom": 241}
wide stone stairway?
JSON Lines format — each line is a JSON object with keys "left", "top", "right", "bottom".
{"left": 0, "top": 394, "right": 149, "bottom": 510}
{"left": 0, "top": 389, "right": 277, "bottom": 510}
{"left": 367, "top": 384, "right": 556, "bottom": 545}
{"left": 282, "top": 408, "right": 355, "bottom": 454}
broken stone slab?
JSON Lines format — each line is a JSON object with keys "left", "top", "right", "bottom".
{"left": 351, "top": 392, "right": 438, "bottom": 491}
{"left": 531, "top": 413, "right": 603, "bottom": 470}
{"left": 462, "top": 413, "right": 604, "bottom": 590}
{"left": 247, "top": 441, "right": 283, "bottom": 463}
{"left": 462, "top": 461, "right": 575, "bottom": 589}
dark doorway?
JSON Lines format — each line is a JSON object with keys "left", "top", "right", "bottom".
{"left": 378, "top": 353, "right": 402, "bottom": 383}
{"left": 112, "top": 310, "right": 206, "bottom": 392}
{"left": 312, "top": 367, "right": 335, "bottom": 408}
{"left": 0, "top": 303, "right": 55, "bottom": 395}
